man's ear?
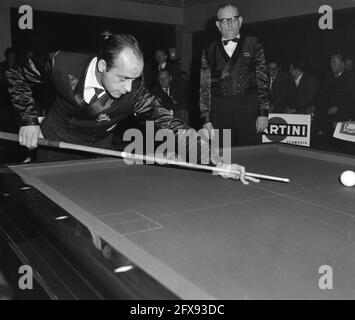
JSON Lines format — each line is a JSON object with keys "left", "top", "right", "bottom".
{"left": 238, "top": 16, "right": 243, "bottom": 27}
{"left": 215, "top": 20, "right": 221, "bottom": 32}
{"left": 97, "top": 59, "right": 107, "bottom": 73}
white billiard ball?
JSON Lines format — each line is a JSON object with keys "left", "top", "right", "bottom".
{"left": 340, "top": 170, "right": 355, "bottom": 187}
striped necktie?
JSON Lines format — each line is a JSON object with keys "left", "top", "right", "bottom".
{"left": 89, "top": 88, "right": 105, "bottom": 104}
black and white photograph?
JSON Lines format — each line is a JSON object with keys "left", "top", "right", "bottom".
{"left": 0, "top": 0, "right": 354, "bottom": 304}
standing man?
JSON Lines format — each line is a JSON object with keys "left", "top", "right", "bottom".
{"left": 314, "top": 54, "right": 355, "bottom": 153}
{"left": 6, "top": 33, "right": 257, "bottom": 184}
{"left": 284, "top": 61, "right": 319, "bottom": 114}
{"left": 151, "top": 69, "right": 189, "bottom": 123}
{"left": 267, "top": 61, "right": 290, "bottom": 113}
{"left": 199, "top": 2, "right": 269, "bottom": 146}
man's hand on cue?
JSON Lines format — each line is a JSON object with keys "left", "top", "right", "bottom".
{"left": 19, "top": 125, "right": 44, "bottom": 149}
{"left": 216, "top": 163, "right": 260, "bottom": 185}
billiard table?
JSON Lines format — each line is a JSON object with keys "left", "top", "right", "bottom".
{"left": 1, "top": 143, "right": 355, "bottom": 299}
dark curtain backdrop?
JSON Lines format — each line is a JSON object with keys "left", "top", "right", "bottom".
{"left": 10, "top": 8, "right": 175, "bottom": 65}
{"left": 190, "top": 8, "right": 355, "bottom": 128}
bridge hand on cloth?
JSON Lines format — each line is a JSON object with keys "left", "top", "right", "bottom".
{"left": 215, "top": 162, "right": 260, "bottom": 185}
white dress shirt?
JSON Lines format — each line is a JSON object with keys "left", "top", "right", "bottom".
{"left": 163, "top": 87, "right": 170, "bottom": 96}
{"left": 222, "top": 40, "right": 237, "bottom": 57}
{"left": 295, "top": 73, "right": 303, "bottom": 87}
{"left": 158, "top": 62, "right": 167, "bottom": 70}
{"left": 84, "top": 57, "right": 106, "bottom": 103}
{"left": 222, "top": 35, "right": 239, "bottom": 57}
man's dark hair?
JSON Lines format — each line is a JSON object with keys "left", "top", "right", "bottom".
{"left": 290, "top": 61, "right": 305, "bottom": 72}
{"left": 331, "top": 53, "right": 345, "bottom": 63}
{"left": 4, "top": 47, "right": 15, "bottom": 58}
{"left": 97, "top": 33, "right": 143, "bottom": 70}
{"left": 157, "top": 69, "right": 171, "bottom": 77}
{"left": 268, "top": 61, "right": 279, "bottom": 68}
{"left": 155, "top": 48, "right": 168, "bottom": 56}
{"left": 217, "top": 2, "right": 239, "bottom": 18}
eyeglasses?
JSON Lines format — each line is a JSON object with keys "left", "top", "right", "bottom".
{"left": 218, "top": 15, "right": 240, "bottom": 25}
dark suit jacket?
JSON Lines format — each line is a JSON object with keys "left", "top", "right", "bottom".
{"left": 151, "top": 85, "right": 189, "bottom": 124}
{"left": 6, "top": 51, "right": 192, "bottom": 149}
{"left": 316, "top": 70, "right": 355, "bottom": 121}
{"left": 151, "top": 85, "right": 187, "bottom": 112}
{"left": 151, "top": 84, "right": 189, "bottom": 123}
{"left": 199, "top": 35, "right": 270, "bottom": 124}
{"left": 286, "top": 72, "right": 319, "bottom": 114}
{"left": 152, "top": 61, "right": 183, "bottom": 87}
{"left": 270, "top": 71, "right": 291, "bottom": 113}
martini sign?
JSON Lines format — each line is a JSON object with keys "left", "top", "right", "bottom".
{"left": 262, "top": 113, "right": 311, "bottom": 146}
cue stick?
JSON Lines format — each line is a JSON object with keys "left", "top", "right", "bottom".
{"left": 0, "top": 131, "right": 290, "bottom": 183}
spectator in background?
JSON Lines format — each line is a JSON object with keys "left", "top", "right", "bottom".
{"left": 0, "top": 47, "right": 16, "bottom": 80}
{"left": 344, "top": 57, "right": 354, "bottom": 77}
{"left": 168, "top": 47, "right": 182, "bottom": 67}
{"left": 153, "top": 48, "right": 183, "bottom": 88}
{"left": 151, "top": 69, "right": 189, "bottom": 123}
{"left": 284, "top": 61, "right": 319, "bottom": 114}
{"left": 314, "top": 54, "right": 355, "bottom": 153}
{"left": 168, "top": 47, "right": 188, "bottom": 104}
{"left": 155, "top": 49, "right": 168, "bottom": 71}
{"left": 0, "top": 47, "right": 17, "bottom": 132}
{"left": 267, "top": 61, "right": 290, "bottom": 113}
{"left": 0, "top": 47, "right": 25, "bottom": 162}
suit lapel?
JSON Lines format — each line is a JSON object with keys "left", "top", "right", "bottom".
{"left": 230, "top": 34, "right": 245, "bottom": 62}
{"left": 69, "top": 55, "right": 95, "bottom": 107}
{"left": 297, "top": 73, "right": 306, "bottom": 90}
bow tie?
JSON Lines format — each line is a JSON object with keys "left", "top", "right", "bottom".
{"left": 222, "top": 38, "right": 238, "bottom": 46}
